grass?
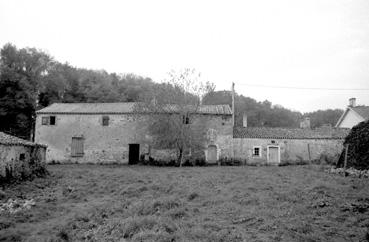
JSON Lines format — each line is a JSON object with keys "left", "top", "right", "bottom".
{"left": 0, "top": 164, "right": 369, "bottom": 241}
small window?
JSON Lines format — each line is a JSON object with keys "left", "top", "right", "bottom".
{"left": 42, "top": 117, "right": 49, "bottom": 125}
{"left": 71, "top": 137, "right": 84, "bottom": 157}
{"left": 182, "top": 114, "right": 190, "bottom": 124}
{"left": 102, "top": 116, "right": 109, "bottom": 126}
{"left": 19, "top": 153, "right": 25, "bottom": 160}
{"left": 252, "top": 146, "right": 262, "bottom": 157}
{"left": 49, "top": 116, "right": 56, "bottom": 125}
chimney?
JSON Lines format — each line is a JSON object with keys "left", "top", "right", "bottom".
{"left": 349, "top": 98, "right": 356, "bottom": 107}
{"left": 242, "top": 114, "right": 248, "bottom": 127}
{"left": 300, "top": 117, "right": 310, "bottom": 129}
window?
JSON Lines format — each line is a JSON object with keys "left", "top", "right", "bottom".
{"left": 182, "top": 114, "right": 190, "bottom": 124}
{"left": 19, "top": 153, "right": 25, "bottom": 160}
{"left": 42, "top": 117, "right": 49, "bottom": 125}
{"left": 71, "top": 137, "right": 84, "bottom": 157}
{"left": 252, "top": 146, "right": 262, "bottom": 157}
{"left": 102, "top": 116, "right": 109, "bottom": 126}
{"left": 41, "top": 116, "right": 56, "bottom": 125}
{"left": 49, "top": 116, "right": 56, "bottom": 125}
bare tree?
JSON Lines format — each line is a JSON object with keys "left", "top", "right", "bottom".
{"left": 135, "top": 68, "right": 214, "bottom": 166}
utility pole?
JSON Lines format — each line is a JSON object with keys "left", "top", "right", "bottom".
{"left": 232, "top": 82, "right": 235, "bottom": 127}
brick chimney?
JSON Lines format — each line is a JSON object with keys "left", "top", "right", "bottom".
{"left": 300, "top": 117, "right": 310, "bottom": 129}
{"left": 242, "top": 114, "right": 247, "bottom": 127}
{"left": 349, "top": 98, "right": 356, "bottom": 107}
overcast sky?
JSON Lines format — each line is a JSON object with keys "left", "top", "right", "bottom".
{"left": 1, "top": 0, "right": 368, "bottom": 112}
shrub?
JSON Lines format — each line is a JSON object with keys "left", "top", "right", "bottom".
{"left": 219, "top": 157, "right": 244, "bottom": 166}
{"left": 337, "top": 120, "right": 369, "bottom": 170}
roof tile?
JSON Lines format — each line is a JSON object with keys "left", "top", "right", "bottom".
{"left": 0, "top": 132, "right": 46, "bottom": 147}
{"left": 233, "top": 127, "right": 349, "bottom": 139}
{"left": 36, "top": 102, "right": 232, "bottom": 115}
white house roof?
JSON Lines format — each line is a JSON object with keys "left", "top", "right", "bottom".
{"left": 335, "top": 105, "right": 369, "bottom": 127}
{"left": 36, "top": 102, "right": 232, "bottom": 115}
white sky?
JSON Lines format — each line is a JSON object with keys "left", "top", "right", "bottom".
{"left": 1, "top": 0, "right": 369, "bottom": 112}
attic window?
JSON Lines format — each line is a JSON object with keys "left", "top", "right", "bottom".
{"left": 102, "top": 116, "right": 109, "bottom": 126}
{"left": 252, "top": 146, "right": 262, "bottom": 157}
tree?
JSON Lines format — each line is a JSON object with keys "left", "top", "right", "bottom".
{"left": 0, "top": 43, "right": 52, "bottom": 138}
{"left": 135, "top": 69, "right": 213, "bottom": 166}
{"left": 303, "top": 109, "right": 343, "bottom": 128}
{"left": 337, "top": 120, "right": 369, "bottom": 170}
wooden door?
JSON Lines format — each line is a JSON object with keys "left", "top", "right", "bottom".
{"left": 207, "top": 145, "right": 217, "bottom": 163}
{"left": 268, "top": 146, "right": 279, "bottom": 163}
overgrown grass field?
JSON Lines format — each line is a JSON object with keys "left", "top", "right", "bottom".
{"left": 1, "top": 164, "right": 369, "bottom": 241}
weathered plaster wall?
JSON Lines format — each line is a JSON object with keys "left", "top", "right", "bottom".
{"left": 35, "top": 113, "right": 233, "bottom": 164}
{"left": 0, "top": 145, "right": 46, "bottom": 178}
{"left": 233, "top": 138, "right": 344, "bottom": 164}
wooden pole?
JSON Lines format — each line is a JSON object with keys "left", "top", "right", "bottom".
{"left": 344, "top": 144, "right": 349, "bottom": 176}
{"left": 307, "top": 143, "right": 311, "bottom": 163}
{"left": 232, "top": 82, "right": 235, "bottom": 127}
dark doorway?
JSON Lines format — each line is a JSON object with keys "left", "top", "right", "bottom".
{"left": 129, "top": 144, "right": 140, "bottom": 164}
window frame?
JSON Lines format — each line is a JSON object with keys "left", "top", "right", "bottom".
{"left": 252, "top": 146, "right": 262, "bottom": 157}
{"left": 41, "top": 116, "right": 49, "bottom": 125}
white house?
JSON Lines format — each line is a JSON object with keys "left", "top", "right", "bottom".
{"left": 335, "top": 98, "right": 369, "bottom": 128}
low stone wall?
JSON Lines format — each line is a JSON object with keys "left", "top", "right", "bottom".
{"left": 0, "top": 145, "right": 47, "bottom": 182}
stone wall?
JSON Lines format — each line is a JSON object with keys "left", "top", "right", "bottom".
{"left": 35, "top": 113, "right": 233, "bottom": 164}
{"left": 0, "top": 145, "right": 46, "bottom": 179}
{"left": 233, "top": 138, "right": 344, "bottom": 164}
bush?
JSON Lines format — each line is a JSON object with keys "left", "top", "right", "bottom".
{"left": 337, "top": 120, "right": 369, "bottom": 170}
{"left": 219, "top": 157, "right": 244, "bottom": 166}
{"left": 138, "top": 156, "right": 207, "bottom": 167}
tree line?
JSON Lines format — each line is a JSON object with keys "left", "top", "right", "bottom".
{"left": 0, "top": 43, "right": 343, "bottom": 139}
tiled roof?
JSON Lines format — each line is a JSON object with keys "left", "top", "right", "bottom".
{"left": 0, "top": 132, "right": 46, "bottom": 147}
{"left": 233, "top": 127, "right": 350, "bottom": 139}
{"left": 352, "top": 106, "right": 369, "bottom": 120}
{"left": 36, "top": 102, "right": 232, "bottom": 115}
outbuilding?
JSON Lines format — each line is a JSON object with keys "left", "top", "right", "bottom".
{"left": 233, "top": 127, "right": 350, "bottom": 164}
{"left": 0, "top": 132, "right": 47, "bottom": 180}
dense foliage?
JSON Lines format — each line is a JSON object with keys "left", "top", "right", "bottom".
{"left": 337, "top": 120, "right": 369, "bottom": 170}
{"left": 203, "top": 91, "right": 343, "bottom": 128}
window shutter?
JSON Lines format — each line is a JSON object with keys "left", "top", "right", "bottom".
{"left": 71, "top": 137, "right": 84, "bottom": 157}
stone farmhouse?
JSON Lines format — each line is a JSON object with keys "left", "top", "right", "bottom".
{"left": 0, "top": 132, "right": 46, "bottom": 180}
{"left": 335, "top": 98, "right": 369, "bottom": 128}
{"left": 35, "top": 103, "right": 233, "bottom": 164}
{"left": 35, "top": 102, "right": 349, "bottom": 165}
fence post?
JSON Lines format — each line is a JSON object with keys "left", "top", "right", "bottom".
{"left": 344, "top": 144, "right": 349, "bottom": 176}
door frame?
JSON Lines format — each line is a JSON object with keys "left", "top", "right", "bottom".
{"left": 267, "top": 145, "right": 280, "bottom": 163}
